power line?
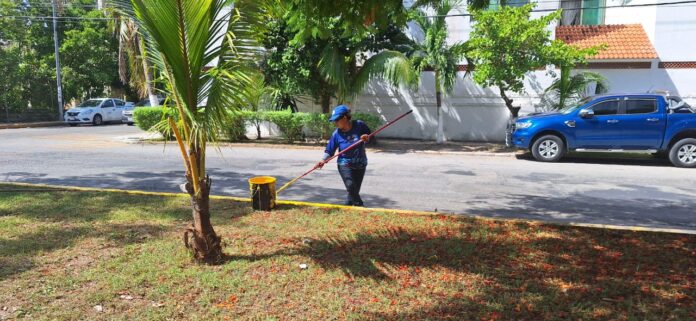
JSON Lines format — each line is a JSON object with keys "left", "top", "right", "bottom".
{"left": 2, "top": 0, "right": 696, "bottom": 22}
{"left": 429, "top": 0, "right": 696, "bottom": 17}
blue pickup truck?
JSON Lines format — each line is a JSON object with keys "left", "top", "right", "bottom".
{"left": 512, "top": 94, "right": 696, "bottom": 167}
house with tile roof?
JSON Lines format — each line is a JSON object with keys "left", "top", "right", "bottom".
{"left": 295, "top": 0, "right": 696, "bottom": 142}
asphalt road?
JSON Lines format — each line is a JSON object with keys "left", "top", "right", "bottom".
{"left": 1, "top": 125, "right": 695, "bottom": 232}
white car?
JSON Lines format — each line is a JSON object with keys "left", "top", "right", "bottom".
{"left": 64, "top": 98, "right": 128, "bottom": 126}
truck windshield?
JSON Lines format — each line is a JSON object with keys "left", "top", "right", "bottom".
{"left": 560, "top": 97, "right": 592, "bottom": 114}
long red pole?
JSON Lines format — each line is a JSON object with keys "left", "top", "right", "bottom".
{"left": 276, "top": 110, "right": 413, "bottom": 194}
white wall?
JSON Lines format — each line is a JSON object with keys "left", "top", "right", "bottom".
{"left": 295, "top": 0, "right": 696, "bottom": 142}
{"left": 604, "top": 0, "right": 658, "bottom": 42}
{"left": 654, "top": 1, "right": 696, "bottom": 61}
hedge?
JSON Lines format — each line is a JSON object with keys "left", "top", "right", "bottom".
{"left": 133, "top": 106, "right": 384, "bottom": 143}
{"left": 133, "top": 106, "right": 177, "bottom": 136}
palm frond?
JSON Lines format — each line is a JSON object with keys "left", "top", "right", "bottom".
{"left": 318, "top": 45, "right": 349, "bottom": 99}
{"left": 351, "top": 50, "right": 418, "bottom": 99}
{"left": 543, "top": 68, "right": 609, "bottom": 110}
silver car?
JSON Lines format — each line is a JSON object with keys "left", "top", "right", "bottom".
{"left": 122, "top": 98, "right": 165, "bottom": 126}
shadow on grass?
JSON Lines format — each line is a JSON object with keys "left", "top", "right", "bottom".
{"left": 295, "top": 218, "right": 695, "bottom": 320}
{"left": 0, "top": 187, "right": 254, "bottom": 279}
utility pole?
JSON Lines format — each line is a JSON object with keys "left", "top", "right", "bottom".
{"left": 52, "top": 0, "right": 64, "bottom": 121}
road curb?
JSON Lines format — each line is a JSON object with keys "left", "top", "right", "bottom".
{"left": 1, "top": 182, "right": 693, "bottom": 235}
{"left": 132, "top": 139, "right": 520, "bottom": 157}
{"left": 0, "top": 121, "right": 65, "bottom": 130}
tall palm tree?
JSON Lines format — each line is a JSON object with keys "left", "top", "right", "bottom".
{"left": 109, "top": 9, "right": 159, "bottom": 106}
{"left": 117, "top": 0, "right": 261, "bottom": 263}
{"left": 409, "top": 0, "right": 470, "bottom": 144}
{"left": 543, "top": 65, "right": 608, "bottom": 110}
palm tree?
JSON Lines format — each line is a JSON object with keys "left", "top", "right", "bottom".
{"left": 543, "top": 65, "right": 608, "bottom": 110}
{"left": 118, "top": 0, "right": 261, "bottom": 263}
{"left": 409, "top": 0, "right": 470, "bottom": 143}
{"left": 318, "top": 39, "right": 417, "bottom": 108}
{"left": 109, "top": 9, "right": 159, "bottom": 106}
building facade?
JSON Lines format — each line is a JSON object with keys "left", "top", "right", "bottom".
{"left": 298, "top": 0, "right": 696, "bottom": 142}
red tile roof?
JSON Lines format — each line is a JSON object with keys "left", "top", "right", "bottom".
{"left": 555, "top": 24, "right": 658, "bottom": 60}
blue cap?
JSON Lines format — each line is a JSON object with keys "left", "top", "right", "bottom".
{"left": 329, "top": 105, "right": 350, "bottom": 122}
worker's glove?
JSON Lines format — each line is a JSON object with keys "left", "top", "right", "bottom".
{"left": 360, "top": 134, "right": 370, "bottom": 142}
{"left": 315, "top": 161, "right": 326, "bottom": 169}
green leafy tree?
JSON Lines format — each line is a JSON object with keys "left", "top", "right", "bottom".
{"left": 60, "top": 11, "right": 120, "bottom": 101}
{"left": 118, "top": 0, "right": 261, "bottom": 263}
{"left": 409, "top": 0, "right": 471, "bottom": 143}
{"left": 284, "top": 0, "right": 494, "bottom": 44}
{"left": 468, "top": 4, "right": 562, "bottom": 118}
{"left": 261, "top": 1, "right": 416, "bottom": 113}
{"left": 0, "top": 0, "right": 126, "bottom": 118}
{"left": 0, "top": 45, "right": 24, "bottom": 122}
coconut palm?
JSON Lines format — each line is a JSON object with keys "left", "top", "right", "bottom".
{"left": 116, "top": 0, "right": 261, "bottom": 263}
{"left": 409, "top": 0, "right": 471, "bottom": 143}
{"left": 108, "top": 9, "right": 159, "bottom": 106}
{"left": 317, "top": 39, "right": 417, "bottom": 107}
{"left": 544, "top": 65, "right": 608, "bottom": 110}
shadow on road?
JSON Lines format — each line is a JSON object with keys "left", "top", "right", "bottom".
{"left": 2, "top": 168, "right": 398, "bottom": 209}
{"left": 515, "top": 152, "right": 674, "bottom": 167}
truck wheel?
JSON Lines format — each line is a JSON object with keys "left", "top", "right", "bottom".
{"left": 531, "top": 135, "right": 565, "bottom": 162}
{"left": 669, "top": 138, "right": 696, "bottom": 168}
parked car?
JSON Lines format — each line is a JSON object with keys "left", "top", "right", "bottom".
{"left": 122, "top": 98, "right": 166, "bottom": 126}
{"left": 64, "top": 98, "right": 128, "bottom": 126}
{"left": 512, "top": 93, "right": 696, "bottom": 167}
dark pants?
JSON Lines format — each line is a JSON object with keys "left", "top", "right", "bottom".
{"left": 338, "top": 164, "right": 366, "bottom": 206}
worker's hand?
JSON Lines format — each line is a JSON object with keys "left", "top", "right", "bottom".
{"left": 315, "top": 161, "right": 325, "bottom": 169}
{"left": 360, "top": 134, "right": 370, "bottom": 142}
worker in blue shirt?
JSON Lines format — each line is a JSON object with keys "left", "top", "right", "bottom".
{"left": 316, "top": 105, "right": 371, "bottom": 206}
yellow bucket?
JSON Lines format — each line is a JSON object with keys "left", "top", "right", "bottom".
{"left": 249, "top": 176, "right": 276, "bottom": 211}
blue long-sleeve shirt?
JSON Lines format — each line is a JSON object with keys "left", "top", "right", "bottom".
{"left": 322, "top": 120, "right": 371, "bottom": 168}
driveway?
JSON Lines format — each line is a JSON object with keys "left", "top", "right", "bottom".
{"left": 1, "top": 125, "right": 695, "bottom": 232}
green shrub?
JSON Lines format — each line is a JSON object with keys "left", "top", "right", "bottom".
{"left": 265, "top": 111, "right": 306, "bottom": 142}
{"left": 353, "top": 111, "right": 383, "bottom": 132}
{"left": 303, "top": 112, "right": 332, "bottom": 141}
{"left": 223, "top": 110, "right": 255, "bottom": 142}
{"left": 246, "top": 110, "right": 268, "bottom": 140}
{"left": 133, "top": 106, "right": 177, "bottom": 137}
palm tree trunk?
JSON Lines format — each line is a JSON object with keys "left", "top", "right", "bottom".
{"left": 435, "top": 70, "right": 445, "bottom": 144}
{"left": 320, "top": 92, "right": 331, "bottom": 114}
{"left": 183, "top": 153, "right": 223, "bottom": 264}
{"left": 170, "top": 118, "right": 222, "bottom": 264}
{"left": 558, "top": 65, "right": 570, "bottom": 110}
{"left": 139, "top": 38, "right": 159, "bottom": 107}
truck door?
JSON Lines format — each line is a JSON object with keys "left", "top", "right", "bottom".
{"left": 617, "top": 97, "right": 665, "bottom": 150}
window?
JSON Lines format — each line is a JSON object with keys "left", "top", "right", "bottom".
{"left": 560, "top": 0, "right": 605, "bottom": 26}
{"left": 102, "top": 100, "right": 114, "bottom": 108}
{"left": 590, "top": 100, "right": 618, "bottom": 115}
{"left": 115, "top": 100, "right": 125, "bottom": 106}
{"left": 488, "top": 0, "right": 529, "bottom": 10}
{"left": 625, "top": 99, "right": 657, "bottom": 114}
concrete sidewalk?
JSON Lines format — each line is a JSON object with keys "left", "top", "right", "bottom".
{"left": 0, "top": 121, "right": 64, "bottom": 130}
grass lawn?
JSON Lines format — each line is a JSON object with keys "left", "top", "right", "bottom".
{"left": 0, "top": 184, "right": 694, "bottom": 321}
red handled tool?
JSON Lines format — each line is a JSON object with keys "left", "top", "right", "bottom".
{"left": 276, "top": 109, "right": 414, "bottom": 194}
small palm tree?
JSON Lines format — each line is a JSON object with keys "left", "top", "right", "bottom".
{"left": 543, "top": 65, "right": 608, "bottom": 110}
{"left": 118, "top": 0, "right": 261, "bottom": 263}
{"left": 318, "top": 41, "right": 417, "bottom": 107}
{"left": 409, "top": 0, "right": 470, "bottom": 143}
